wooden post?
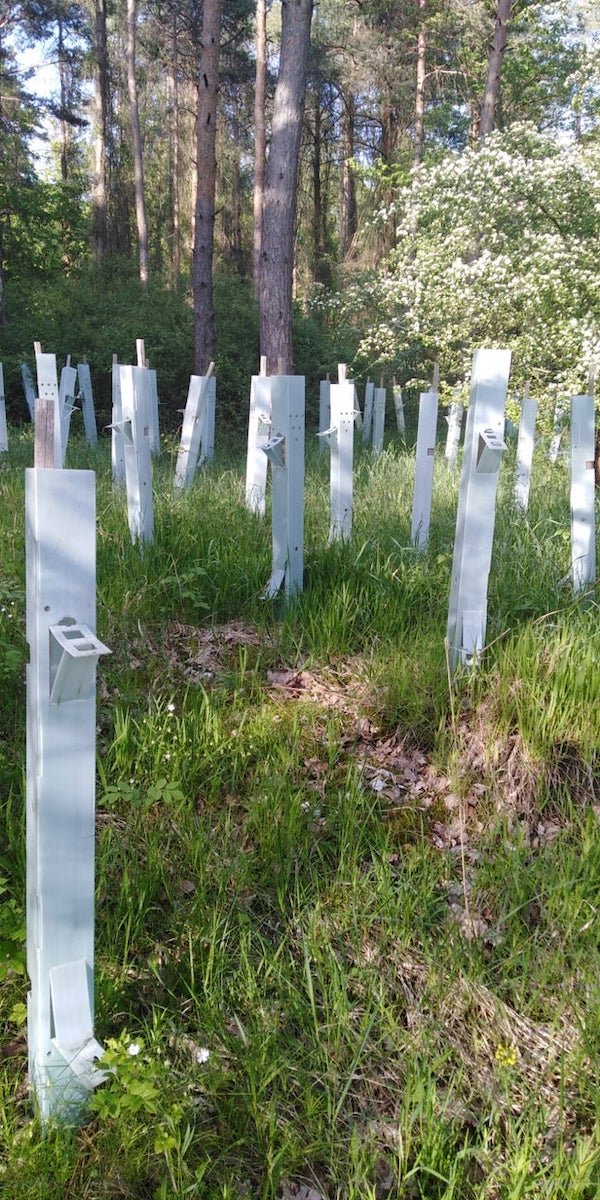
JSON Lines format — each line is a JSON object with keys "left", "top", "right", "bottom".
{"left": 35, "top": 350, "right": 63, "bottom": 469}
{"left": 34, "top": 400, "right": 55, "bottom": 468}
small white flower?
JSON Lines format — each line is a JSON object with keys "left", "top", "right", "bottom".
{"left": 195, "top": 1047, "right": 210, "bottom": 1064}
{"left": 128, "top": 1042, "right": 141, "bottom": 1056}
{"left": 167, "top": 702, "right": 175, "bottom": 713}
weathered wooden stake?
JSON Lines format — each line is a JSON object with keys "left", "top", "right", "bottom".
{"left": 514, "top": 388, "right": 537, "bottom": 512}
{"left": 34, "top": 400, "right": 55, "bottom": 468}
{"left": 26, "top": 468, "right": 110, "bottom": 1122}
{"left": 35, "top": 350, "right": 64, "bottom": 468}
{"left": 447, "top": 348, "right": 511, "bottom": 670}
{"left": 261, "top": 376, "right": 305, "bottom": 599}
{"left": 570, "top": 393, "right": 596, "bottom": 593}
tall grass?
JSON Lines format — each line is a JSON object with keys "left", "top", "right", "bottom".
{"left": 0, "top": 425, "right": 598, "bottom": 1198}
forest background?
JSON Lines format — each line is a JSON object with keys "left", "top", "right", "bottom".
{"left": 1, "top": 0, "right": 599, "bottom": 431}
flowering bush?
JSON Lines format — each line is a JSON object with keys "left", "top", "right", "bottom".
{"left": 314, "top": 126, "right": 600, "bottom": 416}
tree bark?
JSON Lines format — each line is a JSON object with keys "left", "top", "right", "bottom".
{"left": 312, "top": 84, "right": 328, "bottom": 283}
{"left": 90, "top": 0, "right": 109, "bottom": 259}
{"left": 259, "top": 0, "right": 313, "bottom": 375}
{"left": 192, "top": 0, "right": 223, "bottom": 374}
{"left": 479, "top": 0, "right": 513, "bottom": 140}
{"left": 252, "top": 0, "right": 267, "bottom": 297}
{"left": 339, "top": 91, "right": 357, "bottom": 261}
{"left": 57, "top": 14, "right": 69, "bottom": 181}
{"left": 168, "top": 11, "right": 181, "bottom": 284}
{"left": 414, "top": 0, "right": 427, "bottom": 167}
{"left": 126, "top": 0, "right": 149, "bottom": 283}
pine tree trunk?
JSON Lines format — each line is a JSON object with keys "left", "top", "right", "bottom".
{"left": 414, "top": 0, "right": 427, "bottom": 167}
{"left": 126, "top": 0, "right": 149, "bottom": 283}
{"left": 259, "top": 0, "right": 313, "bottom": 374}
{"left": 252, "top": 0, "right": 267, "bottom": 297}
{"left": 90, "top": 0, "right": 109, "bottom": 260}
{"left": 192, "top": 0, "right": 223, "bottom": 374}
{"left": 339, "top": 91, "right": 357, "bottom": 261}
{"left": 57, "top": 15, "right": 69, "bottom": 181}
{"left": 312, "top": 86, "right": 326, "bottom": 282}
{"left": 168, "top": 13, "right": 181, "bottom": 285}
{"left": 479, "top": 0, "right": 513, "bottom": 140}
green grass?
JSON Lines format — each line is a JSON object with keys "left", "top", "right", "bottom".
{"left": 0, "top": 426, "right": 598, "bottom": 1198}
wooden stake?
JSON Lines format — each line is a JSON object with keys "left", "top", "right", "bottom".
{"left": 34, "top": 399, "right": 55, "bottom": 468}
{"left": 136, "top": 339, "right": 146, "bottom": 369}
{"left": 432, "top": 362, "right": 440, "bottom": 393}
{"left": 259, "top": 355, "right": 267, "bottom": 377}
{"left": 34, "top": 341, "right": 42, "bottom": 355}
{"left": 338, "top": 364, "right": 347, "bottom": 384}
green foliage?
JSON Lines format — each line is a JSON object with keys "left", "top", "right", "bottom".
{"left": 354, "top": 125, "right": 600, "bottom": 410}
{"left": 0, "top": 875, "right": 25, "bottom": 981}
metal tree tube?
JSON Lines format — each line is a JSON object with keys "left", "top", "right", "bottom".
{"left": 411, "top": 390, "right": 438, "bottom": 548}
{"left": 262, "top": 376, "right": 305, "bottom": 599}
{"left": 372, "top": 387, "right": 386, "bottom": 455}
{"left": 445, "top": 402, "right": 463, "bottom": 466}
{"left": 26, "top": 469, "right": 110, "bottom": 1122}
{"left": 118, "top": 365, "right": 154, "bottom": 543}
{"left": 514, "top": 396, "right": 537, "bottom": 512}
{"left": 245, "top": 375, "right": 271, "bottom": 515}
{"left": 570, "top": 394, "right": 596, "bottom": 593}
{"left": 77, "top": 364, "right": 98, "bottom": 447}
{"left": 447, "top": 349, "right": 511, "bottom": 670}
